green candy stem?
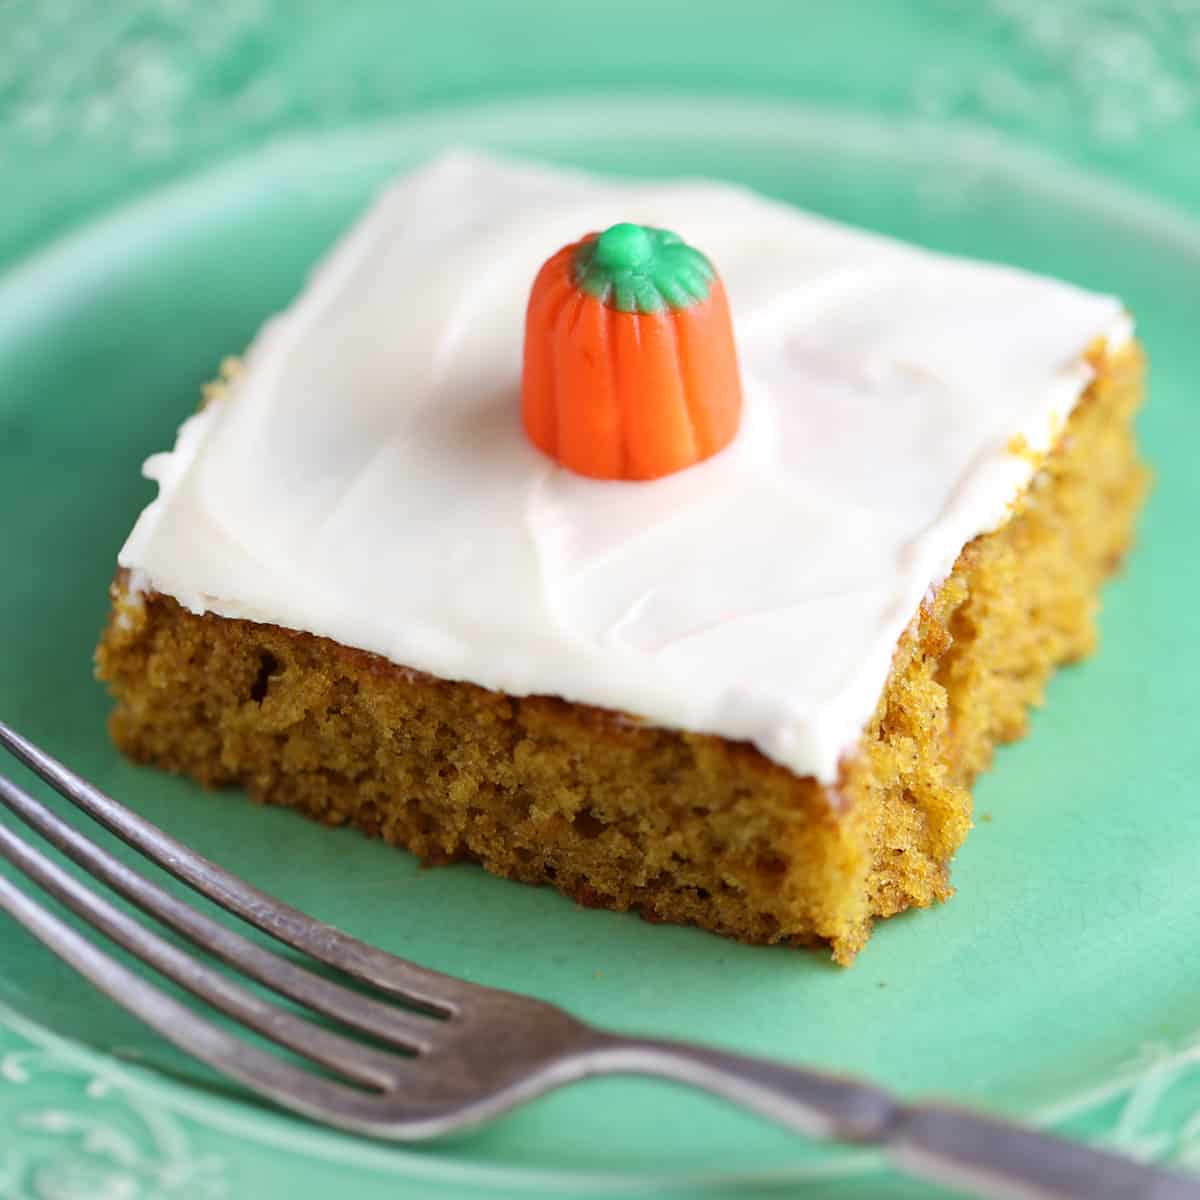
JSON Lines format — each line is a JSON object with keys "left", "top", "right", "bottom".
{"left": 572, "top": 222, "right": 715, "bottom": 314}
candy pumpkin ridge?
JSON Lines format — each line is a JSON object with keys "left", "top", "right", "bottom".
{"left": 521, "top": 222, "right": 742, "bottom": 481}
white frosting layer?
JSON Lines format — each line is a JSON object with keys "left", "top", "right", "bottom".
{"left": 119, "top": 150, "right": 1127, "bottom": 784}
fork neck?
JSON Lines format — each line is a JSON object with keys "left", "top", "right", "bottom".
{"left": 574, "top": 1032, "right": 897, "bottom": 1143}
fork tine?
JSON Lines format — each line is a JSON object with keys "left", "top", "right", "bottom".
{"left": 0, "top": 720, "right": 469, "bottom": 1012}
{"left": 0, "top": 793, "right": 405, "bottom": 1090}
{"left": 0, "top": 771, "right": 436, "bottom": 1052}
{"left": 0, "top": 868, "right": 396, "bottom": 1129}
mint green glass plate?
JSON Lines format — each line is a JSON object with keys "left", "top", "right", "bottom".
{"left": 2, "top": 96, "right": 1199, "bottom": 1200}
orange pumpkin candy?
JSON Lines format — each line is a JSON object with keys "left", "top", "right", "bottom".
{"left": 522, "top": 223, "right": 742, "bottom": 481}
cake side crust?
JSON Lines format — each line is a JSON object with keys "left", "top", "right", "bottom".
{"left": 96, "top": 342, "right": 1148, "bottom": 963}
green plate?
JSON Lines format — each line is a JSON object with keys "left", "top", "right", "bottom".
{"left": 3, "top": 93, "right": 1200, "bottom": 1200}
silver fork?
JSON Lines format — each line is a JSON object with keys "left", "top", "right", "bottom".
{"left": 0, "top": 721, "right": 1192, "bottom": 1200}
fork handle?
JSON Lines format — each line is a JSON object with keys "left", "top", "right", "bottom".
{"left": 582, "top": 1035, "right": 1198, "bottom": 1199}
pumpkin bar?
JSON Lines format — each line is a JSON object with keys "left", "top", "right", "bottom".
{"left": 96, "top": 151, "right": 1147, "bottom": 963}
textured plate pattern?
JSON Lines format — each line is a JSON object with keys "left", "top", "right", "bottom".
{"left": 3, "top": 7, "right": 1200, "bottom": 1198}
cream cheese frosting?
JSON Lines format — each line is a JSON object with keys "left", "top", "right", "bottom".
{"left": 118, "top": 150, "right": 1128, "bottom": 784}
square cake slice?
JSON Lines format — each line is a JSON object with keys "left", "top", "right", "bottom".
{"left": 97, "top": 151, "right": 1147, "bottom": 963}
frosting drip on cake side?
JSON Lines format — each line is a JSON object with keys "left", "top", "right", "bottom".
{"left": 118, "top": 150, "right": 1129, "bottom": 783}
